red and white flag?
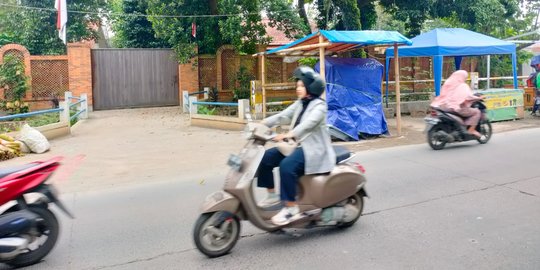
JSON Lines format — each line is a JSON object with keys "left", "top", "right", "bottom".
{"left": 191, "top": 21, "right": 196, "bottom": 38}
{"left": 55, "top": 0, "right": 67, "bottom": 44}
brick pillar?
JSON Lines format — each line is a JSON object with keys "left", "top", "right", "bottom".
{"left": 179, "top": 48, "right": 199, "bottom": 106}
{"left": 67, "top": 43, "right": 93, "bottom": 106}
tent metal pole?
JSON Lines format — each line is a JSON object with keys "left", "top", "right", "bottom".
{"left": 487, "top": 55, "right": 491, "bottom": 89}
{"left": 511, "top": 53, "right": 518, "bottom": 89}
{"left": 261, "top": 54, "right": 267, "bottom": 118}
{"left": 394, "top": 43, "right": 402, "bottom": 136}
{"left": 385, "top": 57, "right": 390, "bottom": 108}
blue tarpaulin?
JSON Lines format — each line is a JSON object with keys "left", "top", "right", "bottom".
{"left": 385, "top": 28, "right": 518, "bottom": 97}
{"left": 314, "top": 58, "right": 388, "bottom": 141}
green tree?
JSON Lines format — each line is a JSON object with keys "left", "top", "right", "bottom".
{"left": 0, "top": 33, "right": 15, "bottom": 47}
{"left": 379, "top": 0, "right": 520, "bottom": 37}
{"left": 109, "top": 0, "right": 168, "bottom": 48}
{"left": 314, "top": 0, "right": 378, "bottom": 31}
{"left": 0, "top": 0, "right": 108, "bottom": 55}
{"left": 374, "top": 3, "right": 406, "bottom": 33}
{"left": 218, "top": 0, "right": 269, "bottom": 54}
{"left": 316, "top": 0, "right": 361, "bottom": 30}
{"left": 147, "top": 0, "right": 307, "bottom": 63}
{"left": 263, "top": 0, "right": 310, "bottom": 40}
{"left": 431, "top": 0, "right": 519, "bottom": 36}
{"left": 358, "top": 1, "right": 377, "bottom": 30}
{"left": 296, "top": 0, "right": 312, "bottom": 34}
{"left": 378, "top": 0, "right": 431, "bottom": 36}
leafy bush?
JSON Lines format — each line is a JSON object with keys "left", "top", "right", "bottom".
{"left": 0, "top": 55, "right": 29, "bottom": 114}
{"left": 298, "top": 57, "right": 318, "bottom": 68}
{"left": 208, "top": 86, "right": 219, "bottom": 102}
{"left": 233, "top": 66, "right": 254, "bottom": 101}
{"left": 197, "top": 105, "right": 217, "bottom": 115}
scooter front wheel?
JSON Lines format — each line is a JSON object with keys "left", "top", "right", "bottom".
{"left": 193, "top": 211, "right": 240, "bottom": 258}
{"left": 6, "top": 205, "right": 59, "bottom": 268}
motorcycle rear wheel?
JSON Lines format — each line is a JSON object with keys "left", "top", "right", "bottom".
{"left": 193, "top": 212, "right": 240, "bottom": 258}
{"left": 476, "top": 120, "right": 492, "bottom": 144}
{"left": 427, "top": 126, "right": 447, "bottom": 150}
{"left": 6, "top": 205, "right": 59, "bottom": 268}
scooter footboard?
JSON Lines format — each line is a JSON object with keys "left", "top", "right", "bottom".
{"left": 200, "top": 191, "right": 240, "bottom": 215}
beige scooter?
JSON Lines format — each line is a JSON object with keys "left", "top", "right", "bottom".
{"left": 193, "top": 123, "right": 368, "bottom": 258}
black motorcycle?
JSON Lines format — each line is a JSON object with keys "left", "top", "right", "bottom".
{"left": 424, "top": 99, "right": 492, "bottom": 150}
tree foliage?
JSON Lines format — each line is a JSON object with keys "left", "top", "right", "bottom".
{"left": 379, "top": 0, "right": 521, "bottom": 37}
{"left": 316, "top": 0, "right": 361, "bottom": 30}
{"left": 374, "top": 2, "right": 406, "bottom": 33}
{"left": 378, "top": 0, "right": 431, "bottom": 36}
{"left": 0, "top": 33, "right": 15, "bottom": 47}
{"left": 0, "top": 0, "right": 107, "bottom": 55}
{"left": 109, "top": 0, "right": 168, "bottom": 48}
{"left": 263, "top": 0, "right": 310, "bottom": 39}
{"left": 147, "top": 0, "right": 307, "bottom": 63}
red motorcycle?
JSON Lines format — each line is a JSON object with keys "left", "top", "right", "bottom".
{"left": 0, "top": 156, "right": 73, "bottom": 268}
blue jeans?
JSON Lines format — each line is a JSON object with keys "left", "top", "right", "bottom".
{"left": 533, "top": 97, "right": 540, "bottom": 113}
{"left": 257, "top": 147, "right": 305, "bottom": 202}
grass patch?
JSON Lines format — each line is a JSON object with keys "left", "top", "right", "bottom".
{"left": 26, "top": 113, "right": 60, "bottom": 127}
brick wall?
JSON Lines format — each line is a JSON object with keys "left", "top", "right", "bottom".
{"left": 179, "top": 58, "right": 200, "bottom": 105}
{"left": 67, "top": 43, "right": 93, "bottom": 106}
{"left": 30, "top": 55, "right": 69, "bottom": 100}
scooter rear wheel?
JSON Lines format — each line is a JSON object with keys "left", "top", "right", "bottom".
{"left": 476, "top": 120, "right": 492, "bottom": 144}
{"left": 193, "top": 212, "right": 240, "bottom": 258}
{"left": 6, "top": 205, "right": 59, "bottom": 268}
{"left": 337, "top": 194, "right": 364, "bottom": 228}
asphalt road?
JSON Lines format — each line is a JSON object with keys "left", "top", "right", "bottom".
{"left": 2, "top": 128, "right": 540, "bottom": 270}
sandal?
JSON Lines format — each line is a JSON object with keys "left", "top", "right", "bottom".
{"left": 469, "top": 130, "right": 482, "bottom": 138}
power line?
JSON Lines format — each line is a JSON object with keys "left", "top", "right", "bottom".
{"left": 0, "top": 3, "right": 295, "bottom": 19}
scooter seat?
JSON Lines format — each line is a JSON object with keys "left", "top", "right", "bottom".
{"left": 333, "top": 145, "right": 351, "bottom": 164}
{"left": 0, "top": 163, "right": 38, "bottom": 179}
{"left": 435, "top": 108, "right": 466, "bottom": 125}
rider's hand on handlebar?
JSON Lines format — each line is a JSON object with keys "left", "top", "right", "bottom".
{"left": 473, "top": 93, "right": 485, "bottom": 100}
{"left": 272, "top": 133, "right": 294, "bottom": 142}
{"left": 272, "top": 134, "right": 288, "bottom": 142}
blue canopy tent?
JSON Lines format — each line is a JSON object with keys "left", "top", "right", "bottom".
{"left": 266, "top": 30, "right": 412, "bottom": 55}
{"left": 385, "top": 28, "right": 518, "bottom": 98}
{"left": 259, "top": 30, "right": 412, "bottom": 136}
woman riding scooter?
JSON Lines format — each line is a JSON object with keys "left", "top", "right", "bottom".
{"left": 431, "top": 70, "right": 483, "bottom": 138}
{"left": 256, "top": 66, "right": 336, "bottom": 225}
